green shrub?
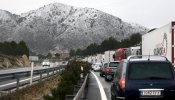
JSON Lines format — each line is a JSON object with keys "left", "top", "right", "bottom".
{"left": 44, "top": 60, "right": 91, "bottom": 100}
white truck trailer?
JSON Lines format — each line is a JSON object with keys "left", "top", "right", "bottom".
{"left": 104, "top": 50, "right": 115, "bottom": 62}
{"left": 96, "top": 54, "right": 103, "bottom": 63}
{"left": 142, "top": 21, "right": 175, "bottom": 65}
{"left": 125, "top": 46, "right": 141, "bottom": 58}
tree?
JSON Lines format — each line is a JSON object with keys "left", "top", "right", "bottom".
{"left": 129, "top": 33, "right": 141, "bottom": 46}
{"left": 46, "top": 53, "right": 52, "bottom": 58}
{"left": 55, "top": 53, "right": 60, "bottom": 58}
{"left": 70, "top": 49, "right": 76, "bottom": 57}
{"left": 2, "top": 42, "right": 12, "bottom": 55}
{"left": 100, "top": 39, "right": 109, "bottom": 52}
{"left": 17, "top": 41, "right": 29, "bottom": 56}
{"left": 10, "top": 41, "right": 18, "bottom": 55}
{"left": 0, "top": 41, "right": 29, "bottom": 56}
{"left": 38, "top": 54, "right": 46, "bottom": 59}
{"left": 76, "top": 49, "right": 83, "bottom": 56}
{"left": 87, "top": 43, "right": 98, "bottom": 55}
{"left": 120, "top": 38, "right": 130, "bottom": 47}
{"left": 107, "top": 37, "right": 120, "bottom": 50}
{"left": 75, "top": 33, "right": 142, "bottom": 57}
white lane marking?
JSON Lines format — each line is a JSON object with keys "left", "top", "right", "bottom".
{"left": 0, "top": 81, "right": 16, "bottom": 88}
{"left": 91, "top": 71, "right": 107, "bottom": 100}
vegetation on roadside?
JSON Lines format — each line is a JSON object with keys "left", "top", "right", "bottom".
{"left": 44, "top": 60, "right": 91, "bottom": 100}
{"left": 0, "top": 41, "right": 29, "bottom": 56}
{"left": 0, "top": 54, "right": 30, "bottom": 69}
{"left": 0, "top": 60, "right": 91, "bottom": 100}
{"left": 70, "top": 33, "right": 141, "bottom": 57}
{"left": 0, "top": 75, "right": 62, "bottom": 100}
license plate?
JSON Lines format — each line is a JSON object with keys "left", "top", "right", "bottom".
{"left": 107, "top": 75, "right": 112, "bottom": 79}
{"left": 141, "top": 90, "right": 161, "bottom": 96}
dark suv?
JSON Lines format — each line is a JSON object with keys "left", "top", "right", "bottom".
{"left": 111, "top": 55, "right": 175, "bottom": 100}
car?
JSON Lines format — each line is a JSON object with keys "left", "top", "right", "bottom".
{"left": 42, "top": 60, "right": 50, "bottom": 67}
{"left": 111, "top": 55, "right": 175, "bottom": 100}
{"left": 92, "top": 63, "right": 102, "bottom": 71}
{"left": 104, "top": 61, "right": 120, "bottom": 81}
{"left": 93, "top": 64, "right": 102, "bottom": 71}
{"left": 91, "top": 63, "right": 96, "bottom": 70}
{"left": 99, "top": 62, "right": 108, "bottom": 77}
{"left": 91, "top": 63, "right": 102, "bottom": 71}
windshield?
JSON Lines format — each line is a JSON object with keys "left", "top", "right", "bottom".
{"left": 128, "top": 62, "right": 174, "bottom": 80}
{"left": 109, "top": 62, "right": 119, "bottom": 67}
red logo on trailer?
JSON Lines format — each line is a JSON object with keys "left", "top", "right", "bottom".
{"left": 154, "top": 33, "right": 168, "bottom": 56}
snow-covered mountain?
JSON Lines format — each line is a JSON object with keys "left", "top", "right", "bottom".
{"left": 0, "top": 3, "right": 148, "bottom": 54}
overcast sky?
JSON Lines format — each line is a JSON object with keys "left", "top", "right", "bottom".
{"left": 0, "top": 0, "right": 175, "bottom": 29}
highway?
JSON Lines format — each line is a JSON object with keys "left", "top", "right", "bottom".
{"left": 0, "top": 62, "right": 64, "bottom": 91}
{"left": 86, "top": 71, "right": 112, "bottom": 100}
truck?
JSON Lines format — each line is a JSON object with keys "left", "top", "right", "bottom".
{"left": 113, "top": 48, "right": 127, "bottom": 61}
{"left": 125, "top": 46, "right": 141, "bottom": 58}
{"left": 104, "top": 50, "right": 115, "bottom": 62}
{"left": 96, "top": 54, "right": 103, "bottom": 63}
{"left": 142, "top": 21, "right": 175, "bottom": 65}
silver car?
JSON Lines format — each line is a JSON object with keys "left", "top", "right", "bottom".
{"left": 104, "top": 61, "right": 120, "bottom": 81}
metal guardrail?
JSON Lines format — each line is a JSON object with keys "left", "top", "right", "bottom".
{"left": 0, "top": 65, "right": 66, "bottom": 92}
{"left": 0, "top": 65, "right": 65, "bottom": 75}
{"left": 73, "top": 74, "right": 89, "bottom": 100}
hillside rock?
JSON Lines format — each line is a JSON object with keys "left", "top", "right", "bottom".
{"left": 18, "top": 55, "right": 30, "bottom": 67}
{"left": 0, "top": 3, "right": 148, "bottom": 54}
{"left": 0, "top": 54, "right": 30, "bottom": 69}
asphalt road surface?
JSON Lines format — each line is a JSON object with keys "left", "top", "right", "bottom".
{"left": 86, "top": 71, "right": 112, "bottom": 100}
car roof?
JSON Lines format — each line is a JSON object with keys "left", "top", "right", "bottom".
{"left": 93, "top": 63, "right": 101, "bottom": 65}
{"left": 126, "top": 55, "right": 169, "bottom": 63}
{"left": 43, "top": 60, "right": 49, "bottom": 61}
{"left": 109, "top": 61, "right": 120, "bottom": 63}
{"left": 102, "top": 62, "right": 107, "bottom": 63}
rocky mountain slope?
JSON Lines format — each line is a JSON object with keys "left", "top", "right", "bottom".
{"left": 0, "top": 54, "right": 30, "bottom": 69}
{"left": 0, "top": 3, "right": 148, "bottom": 54}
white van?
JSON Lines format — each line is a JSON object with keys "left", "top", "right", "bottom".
{"left": 42, "top": 60, "right": 50, "bottom": 67}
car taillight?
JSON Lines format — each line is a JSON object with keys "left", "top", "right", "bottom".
{"left": 106, "top": 68, "right": 113, "bottom": 73}
{"left": 120, "top": 79, "right": 126, "bottom": 91}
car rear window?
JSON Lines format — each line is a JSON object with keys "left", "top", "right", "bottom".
{"left": 128, "top": 62, "right": 173, "bottom": 80}
{"left": 109, "top": 62, "right": 119, "bottom": 67}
